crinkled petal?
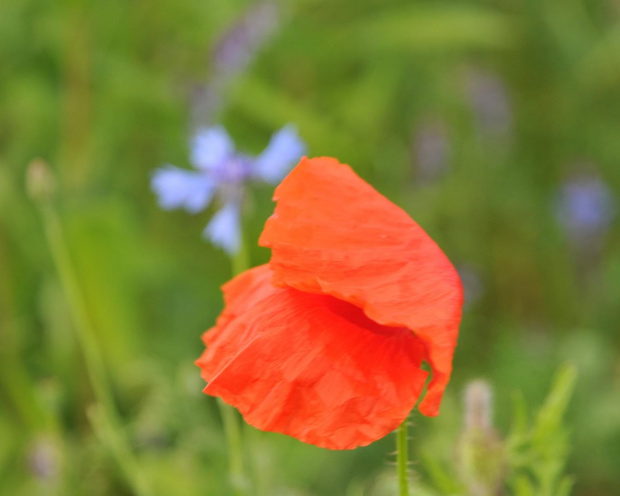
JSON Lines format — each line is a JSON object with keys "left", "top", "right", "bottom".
{"left": 151, "top": 166, "right": 215, "bottom": 213}
{"left": 204, "top": 201, "right": 241, "bottom": 254}
{"left": 196, "top": 265, "right": 429, "bottom": 450}
{"left": 253, "top": 125, "right": 306, "bottom": 183}
{"left": 196, "top": 266, "right": 275, "bottom": 383}
{"left": 259, "top": 157, "right": 463, "bottom": 416}
{"left": 191, "top": 126, "right": 235, "bottom": 171}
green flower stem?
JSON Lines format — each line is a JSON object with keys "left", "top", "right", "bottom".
{"left": 217, "top": 231, "right": 251, "bottom": 496}
{"left": 397, "top": 418, "right": 411, "bottom": 496}
{"left": 217, "top": 398, "right": 246, "bottom": 495}
{"left": 231, "top": 232, "right": 250, "bottom": 277}
{"left": 39, "top": 204, "right": 150, "bottom": 496}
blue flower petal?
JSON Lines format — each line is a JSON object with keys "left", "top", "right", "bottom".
{"left": 191, "top": 126, "right": 235, "bottom": 171}
{"left": 151, "top": 166, "right": 215, "bottom": 213}
{"left": 556, "top": 176, "right": 616, "bottom": 235}
{"left": 253, "top": 125, "right": 306, "bottom": 183}
{"left": 203, "top": 201, "right": 241, "bottom": 254}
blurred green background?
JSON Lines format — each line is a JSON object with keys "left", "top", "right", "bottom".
{"left": 2, "top": 0, "right": 620, "bottom": 494}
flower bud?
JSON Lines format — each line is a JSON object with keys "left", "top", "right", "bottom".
{"left": 28, "top": 436, "right": 60, "bottom": 483}
{"left": 456, "top": 380, "right": 505, "bottom": 496}
{"left": 26, "top": 159, "right": 55, "bottom": 203}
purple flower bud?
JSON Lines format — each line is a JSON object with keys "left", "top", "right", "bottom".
{"left": 192, "top": 3, "right": 281, "bottom": 128}
{"left": 212, "top": 2, "right": 279, "bottom": 78}
{"left": 28, "top": 437, "right": 59, "bottom": 483}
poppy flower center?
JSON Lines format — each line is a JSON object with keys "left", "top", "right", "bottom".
{"left": 324, "top": 295, "right": 410, "bottom": 338}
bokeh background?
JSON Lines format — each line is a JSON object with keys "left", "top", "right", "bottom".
{"left": 2, "top": 0, "right": 620, "bottom": 494}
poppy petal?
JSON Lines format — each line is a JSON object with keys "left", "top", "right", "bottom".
{"left": 196, "top": 265, "right": 429, "bottom": 450}
{"left": 196, "top": 265, "right": 274, "bottom": 383}
{"left": 259, "top": 157, "right": 463, "bottom": 416}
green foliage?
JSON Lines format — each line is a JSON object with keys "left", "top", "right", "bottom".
{"left": 413, "top": 367, "right": 576, "bottom": 496}
{"left": 1, "top": 0, "right": 619, "bottom": 494}
{"left": 506, "top": 365, "right": 577, "bottom": 496}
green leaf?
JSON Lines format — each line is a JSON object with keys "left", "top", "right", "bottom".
{"left": 349, "top": 6, "right": 517, "bottom": 54}
{"left": 532, "top": 364, "right": 577, "bottom": 442}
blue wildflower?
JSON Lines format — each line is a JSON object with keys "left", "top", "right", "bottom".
{"left": 556, "top": 170, "right": 615, "bottom": 242}
{"left": 152, "top": 124, "right": 306, "bottom": 254}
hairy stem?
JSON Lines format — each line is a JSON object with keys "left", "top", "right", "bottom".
{"left": 397, "top": 419, "right": 410, "bottom": 496}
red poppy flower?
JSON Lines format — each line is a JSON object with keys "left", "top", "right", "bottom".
{"left": 196, "top": 157, "right": 463, "bottom": 450}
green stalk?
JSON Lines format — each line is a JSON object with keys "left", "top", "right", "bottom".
{"left": 217, "top": 398, "right": 246, "bottom": 495}
{"left": 39, "top": 203, "right": 150, "bottom": 496}
{"left": 218, "top": 230, "right": 251, "bottom": 496}
{"left": 397, "top": 419, "right": 410, "bottom": 496}
{"left": 231, "top": 230, "right": 249, "bottom": 277}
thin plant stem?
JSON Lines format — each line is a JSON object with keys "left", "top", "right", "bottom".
{"left": 39, "top": 204, "right": 150, "bottom": 496}
{"left": 217, "top": 228, "right": 251, "bottom": 496}
{"left": 397, "top": 418, "right": 410, "bottom": 496}
{"left": 217, "top": 399, "right": 246, "bottom": 495}
{"left": 231, "top": 230, "right": 250, "bottom": 277}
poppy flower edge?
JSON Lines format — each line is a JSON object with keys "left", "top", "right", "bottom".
{"left": 197, "top": 156, "right": 463, "bottom": 450}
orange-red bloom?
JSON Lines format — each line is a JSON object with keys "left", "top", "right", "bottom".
{"left": 196, "top": 157, "right": 463, "bottom": 450}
